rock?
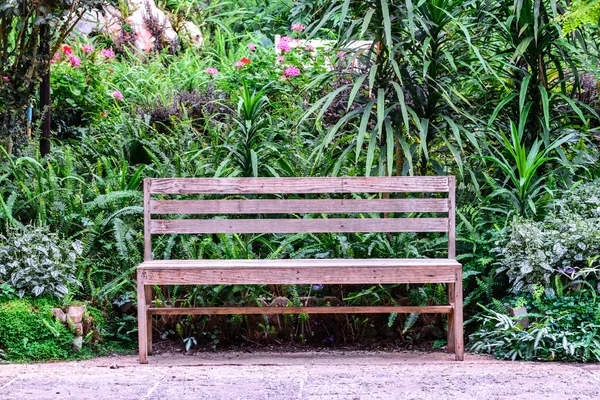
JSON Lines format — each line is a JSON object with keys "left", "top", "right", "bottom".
{"left": 322, "top": 296, "right": 343, "bottom": 306}
{"left": 300, "top": 296, "right": 317, "bottom": 307}
{"left": 126, "top": 0, "right": 178, "bottom": 53}
{"left": 51, "top": 308, "right": 67, "bottom": 323}
{"left": 74, "top": 4, "right": 123, "bottom": 38}
{"left": 73, "top": 322, "right": 84, "bottom": 336}
{"left": 67, "top": 305, "right": 86, "bottom": 324}
{"left": 270, "top": 297, "right": 290, "bottom": 307}
{"left": 72, "top": 336, "right": 83, "bottom": 351}
{"left": 180, "top": 21, "right": 203, "bottom": 47}
{"left": 509, "top": 306, "right": 529, "bottom": 329}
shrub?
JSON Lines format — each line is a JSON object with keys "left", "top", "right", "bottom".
{"left": 0, "top": 226, "right": 82, "bottom": 298}
{"left": 0, "top": 299, "right": 75, "bottom": 362}
{"left": 496, "top": 180, "right": 600, "bottom": 292}
{"left": 470, "top": 286, "right": 600, "bottom": 361}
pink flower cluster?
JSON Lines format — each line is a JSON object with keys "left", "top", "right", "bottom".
{"left": 282, "top": 66, "right": 300, "bottom": 77}
{"left": 113, "top": 90, "right": 123, "bottom": 101}
{"left": 204, "top": 67, "right": 219, "bottom": 75}
{"left": 101, "top": 48, "right": 116, "bottom": 58}
{"left": 83, "top": 44, "right": 94, "bottom": 53}
{"left": 2, "top": 76, "right": 8, "bottom": 83}
{"left": 277, "top": 36, "right": 294, "bottom": 54}
{"left": 247, "top": 43, "right": 256, "bottom": 51}
{"left": 291, "top": 23, "right": 306, "bottom": 32}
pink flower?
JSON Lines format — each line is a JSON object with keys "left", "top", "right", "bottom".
{"left": 234, "top": 61, "right": 244, "bottom": 68}
{"left": 2, "top": 76, "right": 8, "bottom": 83}
{"left": 113, "top": 90, "right": 124, "bottom": 101}
{"left": 50, "top": 59, "right": 56, "bottom": 64}
{"left": 69, "top": 55, "right": 81, "bottom": 67}
{"left": 247, "top": 43, "right": 256, "bottom": 51}
{"left": 276, "top": 56, "right": 285, "bottom": 63}
{"left": 305, "top": 45, "right": 315, "bottom": 51}
{"left": 282, "top": 66, "right": 301, "bottom": 77}
{"left": 83, "top": 44, "right": 94, "bottom": 53}
{"left": 277, "top": 41, "right": 291, "bottom": 54}
{"left": 101, "top": 48, "right": 115, "bottom": 58}
{"left": 54, "top": 53, "right": 61, "bottom": 60}
{"left": 204, "top": 67, "right": 219, "bottom": 75}
{"left": 280, "top": 36, "right": 293, "bottom": 43}
{"left": 291, "top": 23, "right": 306, "bottom": 32}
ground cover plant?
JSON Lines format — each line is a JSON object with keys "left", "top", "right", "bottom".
{"left": 0, "top": 0, "right": 599, "bottom": 361}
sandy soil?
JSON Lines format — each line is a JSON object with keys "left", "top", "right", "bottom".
{"left": 0, "top": 350, "right": 599, "bottom": 399}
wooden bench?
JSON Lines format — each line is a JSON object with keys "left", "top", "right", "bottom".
{"left": 136, "top": 176, "right": 464, "bottom": 363}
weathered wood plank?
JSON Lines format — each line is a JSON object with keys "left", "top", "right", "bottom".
{"left": 140, "top": 265, "right": 459, "bottom": 285}
{"left": 448, "top": 176, "right": 456, "bottom": 259}
{"left": 144, "top": 180, "right": 152, "bottom": 261}
{"left": 148, "top": 177, "right": 450, "bottom": 194}
{"left": 150, "top": 198, "right": 450, "bottom": 215}
{"left": 148, "top": 305, "right": 453, "bottom": 315}
{"left": 139, "top": 258, "right": 462, "bottom": 269}
{"left": 150, "top": 217, "right": 449, "bottom": 234}
{"left": 137, "top": 269, "right": 148, "bottom": 364}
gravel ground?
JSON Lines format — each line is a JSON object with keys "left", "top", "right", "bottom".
{"left": 0, "top": 350, "right": 599, "bottom": 400}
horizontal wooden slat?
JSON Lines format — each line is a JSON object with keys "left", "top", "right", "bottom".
{"left": 139, "top": 258, "right": 461, "bottom": 269}
{"left": 147, "top": 177, "right": 450, "bottom": 194}
{"left": 150, "top": 198, "right": 449, "bottom": 215}
{"left": 139, "top": 264, "right": 460, "bottom": 285}
{"left": 150, "top": 218, "right": 448, "bottom": 234}
{"left": 148, "top": 305, "right": 453, "bottom": 315}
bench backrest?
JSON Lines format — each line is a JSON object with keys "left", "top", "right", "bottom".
{"left": 143, "top": 176, "right": 456, "bottom": 261}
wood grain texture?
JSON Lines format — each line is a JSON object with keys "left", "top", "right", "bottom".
{"left": 139, "top": 265, "right": 460, "bottom": 285}
{"left": 143, "top": 179, "right": 152, "bottom": 261}
{"left": 137, "top": 269, "right": 148, "bottom": 364}
{"left": 150, "top": 198, "right": 450, "bottom": 215}
{"left": 150, "top": 217, "right": 449, "bottom": 234}
{"left": 139, "top": 258, "right": 462, "bottom": 269}
{"left": 454, "top": 269, "right": 464, "bottom": 361}
{"left": 148, "top": 177, "right": 450, "bottom": 194}
{"left": 448, "top": 176, "right": 456, "bottom": 259}
{"left": 148, "top": 305, "right": 453, "bottom": 315}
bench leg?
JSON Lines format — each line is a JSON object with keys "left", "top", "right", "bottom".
{"left": 145, "top": 285, "right": 153, "bottom": 356}
{"left": 137, "top": 270, "right": 148, "bottom": 364}
{"left": 453, "top": 271, "right": 464, "bottom": 361}
{"left": 447, "top": 283, "right": 455, "bottom": 353}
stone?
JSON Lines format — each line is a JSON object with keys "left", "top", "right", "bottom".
{"left": 73, "top": 322, "right": 84, "bottom": 336}
{"left": 51, "top": 308, "right": 67, "bottom": 323}
{"left": 74, "top": 4, "right": 123, "bottom": 38}
{"left": 509, "top": 306, "right": 529, "bottom": 329}
{"left": 322, "top": 296, "right": 343, "bottom": 306}
{"left": 180, "top": 21, "right": 203, "bottom": 47}
{"left": 269, "top": 297, "right": 290, "bottom": 307}
{"left": 299, "top": 296, "right": 317, "bottom": 307}
{"left": 126, "top": 0, "right": 178, "bottom": 53}
{"left": 67, "top": 305, "right": 86, "bottom": 324}
{"left": 72, "top": 336, "right": 83, "bottom": 351}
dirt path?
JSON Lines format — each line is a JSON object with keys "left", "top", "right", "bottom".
{"left": 0, "top": 350, "right": 599, "bottom": 399}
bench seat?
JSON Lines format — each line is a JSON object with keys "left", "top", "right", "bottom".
{"left": 138, "top": 258, "right": 461, "bottom": 285}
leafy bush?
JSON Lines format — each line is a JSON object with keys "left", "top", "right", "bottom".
{"left": 0, "top": 226, "right": 82, "bottom": 298}
{"left": 470, "top": 286, "right": 600, "bottom": 361}
{"left": 0, "top": 299, "right": 75, "bottom": 362}
{"left": 496, "top": 180, "right": 600, "bottom": 292}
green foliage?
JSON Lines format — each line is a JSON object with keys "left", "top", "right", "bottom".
{"left": 496, "top": 180, "right": 600, "bottom": 292}
{"left": 0, "top": 299, "right": 75, "bottom": 362}
{"left": 470, "top": 286, "right": 600, "bottom": 361}
{"left": 0, "top": 225, "right": 81, "bottom": 298}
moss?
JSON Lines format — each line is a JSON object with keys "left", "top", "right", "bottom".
{"left": 0, "top": 299, "right": 75, "bottom": 362}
